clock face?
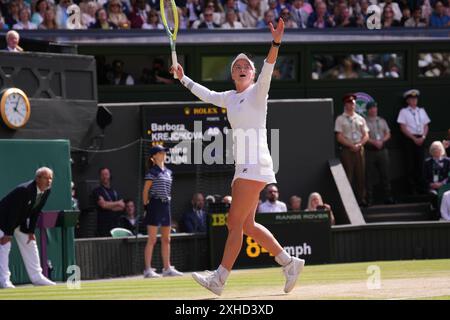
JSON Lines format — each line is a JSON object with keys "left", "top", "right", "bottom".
{"left": 0, "top": 88, "right": 30, "bottom": 129}
{"left": 5, "top": 93, "right": 27, "bottom": 128}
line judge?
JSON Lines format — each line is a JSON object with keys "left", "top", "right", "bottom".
{"left": 0, "top": 167, "right": 56, "bottom": 288}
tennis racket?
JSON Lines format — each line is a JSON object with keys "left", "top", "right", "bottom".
{"left": 160, "top": 0, "right": 179, "bottom": 79}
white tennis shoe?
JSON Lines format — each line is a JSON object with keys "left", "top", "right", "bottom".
{"left": 162, "top": 266, "right": 183, "bottom": 277}
{"left": 33, "top": 277, "right": 56, "bottom": 286}
{"left": 192, "top": 271, "right": 224, "bottom": 296}
{"left": 0, "top": 281, "right": 15, "bottom": 289}
{"left": 143, "top": 268, "right": 161, "bottom": 278}
{"left": 282, "top": 257, "right": 305, "bottom": 293}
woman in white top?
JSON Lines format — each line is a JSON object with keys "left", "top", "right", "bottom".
{"left": 141, "top": 9, "right": 163, "bottom": 30}
{"left": 13, "top": 8, "right": 38, "bottom": 29}
{"left": 173, "top": 18, "right": 305, "bottom": 296}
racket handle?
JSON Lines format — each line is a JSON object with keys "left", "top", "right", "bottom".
{"left": 172, "top": 51, "right": 178, "bottom": 79}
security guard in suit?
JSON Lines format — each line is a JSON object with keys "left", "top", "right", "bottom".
{"left": 397, "top": 89, "right": 431, "bottom": 194}
{"left": 0, "top": 167, "right": 56, "bottom": 289}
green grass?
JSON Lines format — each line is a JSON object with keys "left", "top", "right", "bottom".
{"left": 1, "top": 259, "right": 449, "bottom": 300}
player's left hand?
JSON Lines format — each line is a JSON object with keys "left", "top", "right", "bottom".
{"left": 269, "top": 18, "right": 285, "bottom": 44}
{"left": 27, "top": 233, "right": 36, "bottom": 244}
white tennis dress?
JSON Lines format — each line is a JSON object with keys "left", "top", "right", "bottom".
{"left": 181, "top": 61, "right": 276, "bottom": 186}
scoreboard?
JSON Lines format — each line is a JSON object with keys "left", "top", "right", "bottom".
{"left": 142, "top": 103, "right": 234, "bottom": 173}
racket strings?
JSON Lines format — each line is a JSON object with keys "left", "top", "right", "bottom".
{"left": 163, "top": 0, "right": 177, "bottom": 32}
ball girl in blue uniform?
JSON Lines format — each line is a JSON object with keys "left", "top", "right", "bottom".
{"left": 142, "top": 145, "right": 183, "bottom": 278}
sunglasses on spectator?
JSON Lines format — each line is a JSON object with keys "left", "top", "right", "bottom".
{"left": 205, "top": 13, "right": 213, "bottom": 16}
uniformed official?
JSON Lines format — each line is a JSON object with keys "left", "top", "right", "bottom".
{"left": 365, "top": 101, "right": 394, "bottom": 205}
{"left": 397, "top": 89, "right": 431, "bottom": 194}
{"left": 335, "top": 93, "right": 370, "bottom": 206}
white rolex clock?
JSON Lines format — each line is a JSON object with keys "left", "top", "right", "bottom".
{"left": 0, "top": 88, "right": 31, "bottom": 129}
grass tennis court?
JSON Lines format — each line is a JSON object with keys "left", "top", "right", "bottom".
{"left": 1, "top": 259, "right": 450, "bottom": 300}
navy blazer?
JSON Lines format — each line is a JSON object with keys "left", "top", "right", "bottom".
{"left": 0, "top": 180, "right": 51, "bottom": 236}
{"left": 180, "top": 209, "right": 206, "bottom": 233}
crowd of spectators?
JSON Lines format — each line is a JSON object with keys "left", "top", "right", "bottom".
{"left": 0, "top": 0, "right": 449, "bottom": 31}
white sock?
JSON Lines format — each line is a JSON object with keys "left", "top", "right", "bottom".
{"left": 216, "top": 265, "right": 230, "bottom": 284}
{"left": 275, "top": 250, "right": 292, "bottom": 266}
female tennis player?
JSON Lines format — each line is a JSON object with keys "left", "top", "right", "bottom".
{"left": 173, "top": 18, "right": 305, "bottom": 296}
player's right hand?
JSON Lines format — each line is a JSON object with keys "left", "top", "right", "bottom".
{"left": 0, "top": 236, "right": 12, "bottom": 245}
{"left": 170, "top": 64, "right": 184, "bottom": 80}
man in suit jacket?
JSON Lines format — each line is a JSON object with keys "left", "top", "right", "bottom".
{"left": 198, "top": 8, "right": 221, "bottom": 29}
{"left": 3, "top": 30, "right": 24, "bottom": 52}
{"left": 0, "top": 167, "right": 56, "bottom": 289}
{"left": 180, "top": 193, "right": 207, "bottom": 233}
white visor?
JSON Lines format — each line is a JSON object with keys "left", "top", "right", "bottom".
{"left": 230, "top": 53, "right": 255, "bottom": 74}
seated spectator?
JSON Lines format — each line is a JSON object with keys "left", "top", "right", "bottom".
{"left": 56, "top": 0, "right": 73, "bottom": 29}
{"left": 222, "top": 195, "right": 232, "bottom": 205}
{"left": 180, "top": 193, "right": 207, "bottom": 233}
{"left": 400, "top": 6, "right": 411, "bottom": 25}
{"left": 404, "top": 7, "right": 427, "bottom": 27}
{"left": 89, "top": 8, "right": 118, "bottom": 29}
{"left": 107, "top": 0, "right": 130, "bottom": 29}
{"left": 429, "top": 1, "right": 450, "bottom": 27}
{"left": 142, "top": 9, "right": 163, "bottom": 29}
{"left": 440, "top": 190, "right": 450, "bottom": 221}
{"left": 177, "top": 6, "right": 189, "bottom": 30}
{"left": 5, "top": 1, "right": 20, "bottom": 29}
{"left": 356, "top": 0, "right": 370, "bottom": 27}
{"left": 381, "top": 5, "right": 402, "bottom": 28}
{"left": 38, "top": 7, "right": 57, "bottom": 29}
{"left": 13, "top": 8, "right": 37, "bottom": 29}
{"left": 240, "top": 0, "right": 263, "bottom": 27}
{"left": 256, "top": 9, "right": 276, "bottom": 28}
{"left": 0, "top": 13, "right": 8, "bottom": 30}
{"left": 307, "top": 2, "right": 336, "bottom": 28}
{"left": 306, "top": 192, "right": 336, "bottom": 225}
{"left": 268, "top": 0, "right": 279, "bottom": 19}
{"left": 129, "top": 0, "right": 149, "bottom": 28}
{"left": 258, "top": 184, "right": 288, "bottom": 213}
{"left": 71, "top": 181, "right": 79, "bottom": 211}
{"left": 421, "top": 0, "right": 433, "bottom": 24}
{"left": 185, "top": 0, "right": 202, "bottom": 28}
{"left": 81, "top": 1, "right": 98, "bottom": 28}
{"left": 279, "top": 8, "right": 298, "bottom": 28}
{"left": 288, "top": 195, "right": 302, "bottom": 212}
{"left": 203, "top": 0, "right": 224, "bottom": 25}
{"left": 290, "top": 0, "right": 309, "bottom": 29}
{"left": 119, "top": 199, "right": 139, "bottom": 234}
{"left": 379, "top": 0, "right": 403, "bottom": 21}
{"left": 198, "top": 8, "right": 221, "bottom": 28}
{"left": 140, "top": 57, "right": 174, "bottom": 84}
{"left": 110, "top": 59, "right": 135, "bottom": 85}
{"left": 31, "top": 0, "right": 49, "bottom": 26}
{"left": 221, "top": 9, "right": 244, "bottom": 29}
{"left": 3, "top": 30, "right": 23, "bottom": 52}
{"left": 424, "top": 141, "right": 450, "bottom": 196}
{"left": 335, "top": 6, "right": 358, "bottom": 27}
{"left": 92, "top": 167, "right": 126, "bottom": 237}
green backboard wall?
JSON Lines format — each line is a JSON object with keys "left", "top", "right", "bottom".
{"left": 0, "top": 139, "right": 73, "bottom": 284}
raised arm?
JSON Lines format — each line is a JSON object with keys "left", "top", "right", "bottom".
{"left": 267, "top": 18, "right": 285, "bottom": 65}
{"left": 173, "top": 64, "right": 228, "bottom": 108}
